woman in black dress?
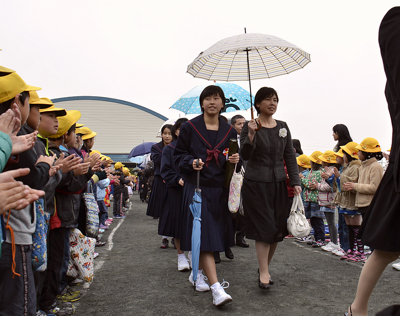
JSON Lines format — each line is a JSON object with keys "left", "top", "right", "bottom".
{"left": 345, "top": 7, "right": 400, "bottom": 316}
{"left": 240, "top": 87, "right": 301, "bottom": 289}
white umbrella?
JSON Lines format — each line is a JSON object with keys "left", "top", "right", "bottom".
{"left": 187, "top": 31, "right": 311, "bottom": 120}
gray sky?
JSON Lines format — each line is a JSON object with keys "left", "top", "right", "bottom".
{"left": 1, "top": 1, "right": 397, "bottom": 153}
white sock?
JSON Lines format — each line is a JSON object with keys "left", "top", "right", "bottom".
{"left": 178, "top": 253, "right": 186, "bottom": 260}
{"left": 211, "top": 282, "right": 221, "bottom": 290}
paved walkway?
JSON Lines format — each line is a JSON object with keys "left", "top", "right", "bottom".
{"left": 74, "top": 193, "right": 400, "bottom": 316}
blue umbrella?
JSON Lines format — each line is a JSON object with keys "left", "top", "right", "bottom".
{"left": 190, "top": 162, "right": 202, "bottom": 286}
{"left": 128, "top": 142, "right": 156, "bottom": 158}
{"left": 129, "top": 155, "right": 145, "bottom": 163}
{"left": 170, "top": 83, "right": 254, "bottom": 114}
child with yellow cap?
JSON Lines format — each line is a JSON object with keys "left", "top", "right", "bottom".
{"left": 297, "top": 151, "right": 326, "bottom": 246}
{"left": 342, "top": 138, "right": 384, "bottom": 263}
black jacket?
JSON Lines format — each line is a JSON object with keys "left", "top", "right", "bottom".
{"left": 113, "top": 170, "right": 130, "bottom": 195}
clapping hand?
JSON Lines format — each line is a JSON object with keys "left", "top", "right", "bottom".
{"left": 55, "top": 153, "right": 81, "bottom": 173}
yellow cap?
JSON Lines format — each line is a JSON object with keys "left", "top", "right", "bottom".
{"left": 0, "top": 72, "right": 41, "bottom": 103}
{"left": 76, "top": 127, "right": 97, "bottom": 140}
{"left": 114, "top": 162, "right": 124, "bottom": 170}
{"left": 296, "top": 154, "right": 311, "bottom": 169}
{"left": 308, "top": 151, "right": 323, "bottom": 164}
{"left": 90, "top": 150, "right": 101, "bottom": 156}
{"left": 76, "top": 123, "right": 84, "bottom": 128}
{"left": 334, "top": 149, "right": 344, "bottom": 158}
{"left": 355, "top": 137, "right": 381, "bottom": 153}
{"left": 0, "top": 65, "right": 15, "bottom": 74}
{"left": 318, "top": 150, "right": 337, "bottom": 164}
{"left": 40, "top": 104, "right": 67, "bottom": 117}
{"left": 50, "top": 110, "right": 81, "bottom": 138}
{"left": 340, "top": 142, "right": 359, "bottom": 159}
{"left": 30, "top": 91, "right": 53, "bottom": 109}
{"left": 123, "top": 167, "right": 130, "bottom": 176}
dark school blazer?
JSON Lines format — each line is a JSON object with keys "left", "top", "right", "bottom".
{"left": 174, "top": 114, "right": 238, "bottom": 188}
{"left": 150, "top": 141, "right": 164, "bottom": 176}
{"left": 240, "top": 120, "right": 300, "bottom": 187}
{"left": 161, "top": 141, "right": 182, "bottom": 188}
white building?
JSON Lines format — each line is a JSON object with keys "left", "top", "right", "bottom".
{"left": 52, "top": 96, "right": 168, "bottom": 162}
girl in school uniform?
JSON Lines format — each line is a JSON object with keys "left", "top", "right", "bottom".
{"left": 174, "top": 85, "right": 239, "bottom": 306}
{"left": 146, "top": 124, "right": 173, "bottom": 248}
{"left": 159, "top": 118, "right": 190, "bottom": 272}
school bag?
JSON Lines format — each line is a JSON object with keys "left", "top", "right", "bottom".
{"left": 32, "top": 199, "right": 50, "bottom": 271}
{"left": 83, "top": 181, "right": 99, "bottom": 238}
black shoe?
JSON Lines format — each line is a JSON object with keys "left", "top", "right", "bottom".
{"left": 160, "top": 238, "right": 169, "bottom": 249}
{"left": 258, "top": 275, "right": 270, "bottom": 290}
{"left": 258, "top": 269, "right": 274, "bottom": 285}
{"left": 225, "top": 247, "right": 234, "bottom": 260}
{"left": 236, "top": 235, "right": 249, "bottom": 248}
{"left": 213, "top": 251, "right": 221, "bottom": 264}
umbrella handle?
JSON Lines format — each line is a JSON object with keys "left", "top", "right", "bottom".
{"left": 196, "top": 159, "right": 200, "bottom": 190}
{"left": 255, "top": 118, "right": 262, "bottom": 131}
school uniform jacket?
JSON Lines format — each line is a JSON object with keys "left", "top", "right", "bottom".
{"left": 161, "top": 140, "right": 181, "bottom": 188}
{"left": 174, "top": 115, "right": 237, "bottom": 188}
{"left": 151, "top": 141, "right": 164, "bottom": 176}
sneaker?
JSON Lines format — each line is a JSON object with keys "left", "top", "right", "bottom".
{"left": 44, "top": 304, "right": 75, "bottom": 315}
{"left": 284, "top": 235, "right": 295, "bottom": 239}
{"left": 321, "top": 242, "right": 340, "bottom": 252}
{"left": 119, "top": 214, "right": 126, "bottom": 218}
{"left": 113, "top": 215, "right": 123, "bottom": 219}
{"left": 189, "top": 270, "right": 210, "bottom": 292}
{"left": 332, "top": 248, "right": 346, "bottom": 257}
{"left": 99, "top": 224, "right": 109, "bottom": 230}
{"left": 94, "top": 252, "right": 99, "bottom": 259}
{"left": 392, "top": 262, "right": 400, "bottom": 271}
{"left": 98, "top": 229, "right": 105, "bottom": 234}
{"left": 312, "top": 240, "right": 324, "bottom": 248}
{"left": 160, "top": 238, "right": 169, "bottom": 249}
{"left": 307, "top": 237, "right": 316, "bottom": 245}
{"left": 347, "top": 251, "right": 367, "bottom": 262}
{"left": 178, "top": 256, "right": 190, "bottom": 271}
{"left": 95, "top": 241, "right": 106, "bottom": 247}
{"left": 211, "top": 282, "right": 232, "bottom": 306}
{"left": 295, "top": 236, "right": 312, "bottom": 243}
{"left": 340, "top": 249, "right": 354, "bottom": 260}
{"left": 69, "top": 278, "right": 84, "bottom": 286}
{"left": 57, "top": 287, "right": 81, "bottom": 302}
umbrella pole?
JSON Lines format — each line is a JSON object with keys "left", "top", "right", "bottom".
{"left": 245, "top": 48, "right": 254, "bottom": 120}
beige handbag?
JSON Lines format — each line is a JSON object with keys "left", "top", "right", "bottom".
{"left": 287, "top": 195, "right": 311, "bottom": 237}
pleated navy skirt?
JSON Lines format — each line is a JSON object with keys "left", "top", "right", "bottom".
{"left": 360, "top": 163, "right": 400, "bottom": 252}
{"left": 146, "top": 175, "right": 167, "bottom": 218}
{"left": 180, "top": 182, "right": 234, "bottom": 252}
{"left": 158, "top": 186, "right": 184, "bottom": 238}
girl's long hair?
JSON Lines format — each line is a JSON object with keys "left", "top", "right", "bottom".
{"left": 333, "top": 124, "right": 353, "bottom": 150}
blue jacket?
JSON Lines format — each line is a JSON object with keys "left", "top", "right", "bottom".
{"left": 97, "top": 178, "right": 110, "bottom": 201}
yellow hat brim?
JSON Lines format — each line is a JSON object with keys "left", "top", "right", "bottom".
{"left": 0, "top": 65, "right": 15, "bottom": 74}
{"left": 340, "top": 146, "right": 359, "bottom": 159}
{"left": 82, "top": 131, "right": 97, "bottom": 140}
{"left": 40, "top": 105, "right": 67, "bottom": 117}
{"left": 51, "top": 110, "right": 81, "bottom": 138}
{"left": 76, "top": 123, "right": 84, "bottom": 128}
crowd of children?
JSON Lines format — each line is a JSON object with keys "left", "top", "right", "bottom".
{"left": 0, "top": 66, "right": 135, "bottom": 315}
{"left": 294, "top": 127, "right": 387, "bottom": 264}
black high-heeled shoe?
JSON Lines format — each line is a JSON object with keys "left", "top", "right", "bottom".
{"left": 258, "top": 269, "right": 274, "bottom": 285}
{"left": 258, "top": 275, "right": 270, "bottom": 290}
{"left": 343, "top": 305, "right": 352, "bottom": 316}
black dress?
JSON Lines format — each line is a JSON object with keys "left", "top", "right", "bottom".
{"left": 240, "top": 121, "right": 300, "bottom": 244}
{"left": 146, "top": 142, "right": 167, "bottom": 218}
{"left": 174, "top": 115, "right": 237, "bottom": 252}
{"left": 359, "top": 7, "right": 400, "bottom": 252}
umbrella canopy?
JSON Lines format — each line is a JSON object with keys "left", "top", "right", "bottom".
{"left": 129, "top": 155, "right": 145, "bottom": 163}
{"left": 187, "top": 32, "right": 311, "bottom": 81}
{"left": 170, "top": 83, "right": 254, "bottom": 115}
{"left": 128, "top": 142, "right": 156, "bottom": 158}
{"left": 190, "top": 189, "right": 202, "bottom": 285}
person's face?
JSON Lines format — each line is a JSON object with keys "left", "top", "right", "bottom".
{"left": 38, "top": 112, "right": 59, "bottom": 137}
{"left": 358, "top": 151, "right": 366, "bottom": 161}
{"left": 175, "top": 127, "right": 180, "bottom": 138}
{"left": 86, "top": 137, "right": 95, "bottom": 149}
{"left": 332, "top": 131, "right": 339, "bottom": 141}
{"left": 336, "top": 156, "right": 344, "bottom": 165}
{"left": 18, "top": 94, "right": 30, "bottom": 124}
{"left": 65, "top": 130, "right": 76, "bottom": 149}
{"left": 321, "top": 161, "right": 329, "bottom": 168}
{"left": 76, "top": 135, "right": 83, "bottom": 149}
{"left": 233, "top": 118, "right": 246, "bottom": 134}
{"left": 26, "top": 105, "right": 41, "bottom": 130}
{"left": 162, "top": 128, "right": 172, "bottom": 145}
{"left": 201, "top": 93, "right": 224, "bottom": 116}
{"left": 256, "top": 94, "right": 278, "bottom": 116}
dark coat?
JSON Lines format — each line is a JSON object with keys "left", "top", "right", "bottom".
{"left": 240, "top": 120, "right": 300, "bottom": 187}
{"left": 161, "top": 141, "right": 181, "bottom": 188}
{"left": 174, "top": 114, "right": 237, "bottom": 188}
{"left": 4, "top": 124, "right": 50, "bottom": 190}
{"left": 150, "top": 141, "right": 164, "bottom": 176}
{"left": 113, "top": 170, "right": 130, "bottom": 195}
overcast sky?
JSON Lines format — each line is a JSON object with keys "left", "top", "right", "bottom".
{"left": 1, "top": 1, "right": 397, "bottom": 153}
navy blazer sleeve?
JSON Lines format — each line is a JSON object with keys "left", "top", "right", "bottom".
{"left": 174, "top": 123, "right": 195, "bottom": 174}
{"left": 161, "top": 145, "right": 181, "bottom": 187}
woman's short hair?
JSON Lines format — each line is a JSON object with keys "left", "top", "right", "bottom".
{"left": 254, "top": 87, "right": 279, "bottom": 115}
{"left": 172, "top": 118, "right": 188, "bottom": 141}
{"left": 199, "top": 85, "right": 226, "bottom": 113}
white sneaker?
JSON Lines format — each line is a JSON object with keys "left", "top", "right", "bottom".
{"left": 189, "top": 270, "right": 210, "bottom": 292}
{"left": 178, "top": 256, "right": 190, "bottom": 271}
{"left": 211, "top": 283, "right": 232, "bottom": 306}
{"left": 332, "top": 248, "right": 346, "bottom": 257}
{"left": 321, "top": 242, "right": 340, "bottom": 252}
{"left": 392, "top": 262, "right": 400, "bottom": 271}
